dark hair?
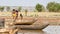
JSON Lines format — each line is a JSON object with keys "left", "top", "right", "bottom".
{"left": 16, "top": 10, "right": 18, "bottom": 12}
{"left": 13, "top": 9, "right": 15, "bottom": 11}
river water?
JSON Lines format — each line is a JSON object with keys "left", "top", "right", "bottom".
{"left": 17, "top": 25, "right": 60, "bottom": 34}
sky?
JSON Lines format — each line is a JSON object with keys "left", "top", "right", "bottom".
{"left": 0, "top": 0, "right": 60, "bottom": 7}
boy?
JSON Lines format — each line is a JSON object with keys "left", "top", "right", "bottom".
{"left": 15, "top": 10, "right": 18, "bottom": 20}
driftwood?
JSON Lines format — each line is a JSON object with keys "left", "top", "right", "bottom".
{"left": 13, "top": 17, "right": 37, "bottom": 25}
{"left": 4, "top": 17, "right": 49, "bottom": 30}
{"left": 15, "top": 24, "right": 49, "bottom": 30}
{"left": 13, "top": 17, "right": 49, "bottom": 30}
{"left": 14, "top": 19, "right": 37, "bottom": 25}
{"left": 14, "top": 20, "right": 49, "bottom": 30}
{"left": 0, "top": 18, "right": 5, "bottom": 28}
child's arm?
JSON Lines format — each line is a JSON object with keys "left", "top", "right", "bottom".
{"left": 13, "top": 29, "right": 19, "bottom": 34}
{"left": 9, "top": 29, "right": 18, "bottom": 34}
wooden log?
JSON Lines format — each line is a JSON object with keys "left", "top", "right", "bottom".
{"left": 0, "top": 18, "right": 5, "bottom": 28}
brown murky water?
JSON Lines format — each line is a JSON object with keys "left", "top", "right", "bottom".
{"left": 17, "top": 25, "right": 60, "bottom": 34}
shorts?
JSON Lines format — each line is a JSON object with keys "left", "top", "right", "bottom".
{"left": 12, "top": 14, "right": 16, "bottom": 17}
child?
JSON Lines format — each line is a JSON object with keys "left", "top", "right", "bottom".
{"left": 12, "top": 9, "right": 16, "bottom": 19}
{"left": 12, "top": 9, "right": 17, "bottom": 22}
{"left": 20, "top": 13, "right": 23, "bottom": 21}
{"left": 15, "top": 10, "right": 18, "bottom": 20}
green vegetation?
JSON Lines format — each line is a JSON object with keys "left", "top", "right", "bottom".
{"left": 0, "top": 7, "right": 4, "bottom": 12}
{"left": 6, "top": 6, "right": 10, "bottom": 11}
{"left": 35, "top": 3, "right": 43, "bottom": 12}
{"left": 35, "top": 2, "right": 60, "bottom": 12}
{"left": 25, "top": 9, "right": 28, "bottom": 16}
{"left": 18, "top": 7, "right": 22, "bottom": 12}
{"left": 47, "top": 2, "right": 60, "bottom": 12}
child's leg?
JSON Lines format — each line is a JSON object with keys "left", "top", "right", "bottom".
{"left": 13, "top": 16, "right": 14, "bottom": 19}
{"left": 21, "top": 17, "right": 23, "bottom": 21}
{"left": 13, "top": 16, "right": 16, "bottom": 22}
